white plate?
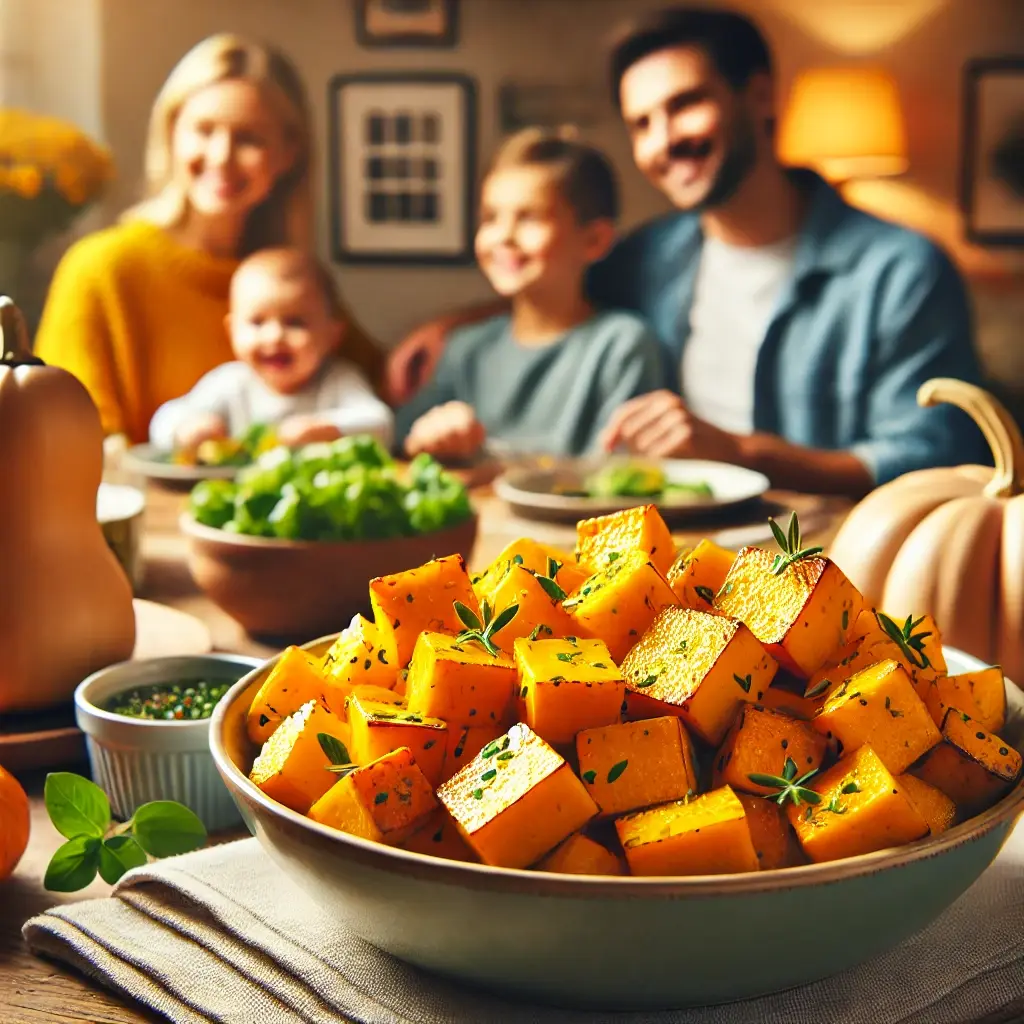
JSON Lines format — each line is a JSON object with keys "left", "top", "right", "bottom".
{"left": 494, "top": 455, "right": 770, "bottom": 522}
{"left": 122, "top": 443, "right": 242, "bottom": 483}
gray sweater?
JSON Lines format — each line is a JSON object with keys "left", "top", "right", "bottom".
{"left": 395, "top": 311, "right": 665, "bottom": 457}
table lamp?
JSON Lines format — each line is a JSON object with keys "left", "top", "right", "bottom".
{"left": 776, "top": 67, "right": 909, "bottom": 183}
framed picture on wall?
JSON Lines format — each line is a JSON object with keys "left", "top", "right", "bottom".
{"left": 961, "top": 57, "right": 1024, "bottom": 246}
{"left": 328, "top": 72, "right": 477, "bottom": 265}
{"left": 355, "top": 0, "right": 459, "bottom": 48}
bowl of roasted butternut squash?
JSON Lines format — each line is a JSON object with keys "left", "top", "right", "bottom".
{"left": 209, "top": 504, "right": 1024, "bottom": 1010}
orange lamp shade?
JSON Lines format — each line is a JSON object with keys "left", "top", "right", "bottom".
{"left": 777, "top": 67, "right": 909, "bottom": 182}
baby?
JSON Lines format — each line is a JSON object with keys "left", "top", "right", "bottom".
{"left": 149, "top": 248, "right": 393, "bottom": 452}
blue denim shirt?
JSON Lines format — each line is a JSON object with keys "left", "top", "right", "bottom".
{"left": 586, "top": 170, "right": 988, "bottom": 484}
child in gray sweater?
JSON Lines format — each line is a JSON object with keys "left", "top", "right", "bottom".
{"left": 396, "top": 128, "right": 664, "bottom": 460}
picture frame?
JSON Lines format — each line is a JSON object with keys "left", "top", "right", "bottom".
{"left": 960, "top": 57, "right": 1024, "bottom": 247}
{"left": 328, "top": 72, "right": 477, "bottom": 265}
{"left": 355, "top": 0, "right": 458, "bottom": 49}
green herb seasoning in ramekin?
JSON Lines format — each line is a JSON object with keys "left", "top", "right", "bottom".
{"left": 105, "top": 679, "right": 235, "bottom": 720}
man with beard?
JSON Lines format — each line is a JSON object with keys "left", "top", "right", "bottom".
{"left": 385, "top": 6, "right": 986, "bottom": 496}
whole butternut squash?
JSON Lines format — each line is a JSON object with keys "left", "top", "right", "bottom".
{"left": 0, "top": 296, "right": 136, "bottom": 712}
{"left": 829, "top": 378, "right": 1023, "bottom": 688}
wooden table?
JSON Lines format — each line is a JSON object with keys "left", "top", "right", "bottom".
{"left": 1, "top": 482, "right": 852, "bottom": 1024}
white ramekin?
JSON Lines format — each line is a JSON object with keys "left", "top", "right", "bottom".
{"left": 74, "top": 653, "right": 263, "bottom": 831}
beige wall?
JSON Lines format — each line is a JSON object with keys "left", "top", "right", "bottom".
{"left": 24, "top": 0, "right": 1024, "bottom": 354}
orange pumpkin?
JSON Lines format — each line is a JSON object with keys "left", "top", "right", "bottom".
{"left": 0, "top": 763, "right": 30, "bottom": 879}
{"left": 829, "top": 378, "right": 1023, "bottom": 687}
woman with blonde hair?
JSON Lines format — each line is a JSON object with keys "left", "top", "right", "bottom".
{"left": 35, "top": 33, "right": 383, "bottom": 443}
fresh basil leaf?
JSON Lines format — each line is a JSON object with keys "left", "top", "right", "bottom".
{"left": 44, "top": 772, "right": 110, "bottom": 840}
{"left": 98, "top": 835, "right": 148, "bottom": 885}
{"left": 132, "top": 801, "right": 207, "bottom": 857}
{"left": 44, "top": 836, "right": 101, "bottom": 892}
{"left": 317, "top": 732, "right": 350, "bottom": 766}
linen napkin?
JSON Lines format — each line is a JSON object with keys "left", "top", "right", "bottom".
{"left": 23, "top": 826, "right": 1024, "bottom": 1024}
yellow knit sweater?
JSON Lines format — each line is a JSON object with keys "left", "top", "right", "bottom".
{"left": 34, "top": 221, "right": 385, "bottom": 443}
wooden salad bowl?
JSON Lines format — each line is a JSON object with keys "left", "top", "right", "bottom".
{"left": 209, "top": 642, "right": 1024, "bottom": 1010}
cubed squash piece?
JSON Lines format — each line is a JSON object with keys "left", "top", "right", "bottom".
{"left": 472, "top": 537, "right": 588, "bottom": 603}
{"left": 920, "top": 667, "right": 1006, "bottom": 735}
{"left": 482, "top": 564, "right": 577, "bottom": 651}
{"left": 758, "top": 677, "right": 830, "bottom": 722}
{"left": 621, "top": 606, "right": 777, "bottom": 745}
{"left": 369, "top": 554, "right": 479, "bottom": 667}
{"left": 576, "top": 716, "right": 698, "bottom": 818}
{"left": 575, "top": 504, "right": 676, "bottom": 576}
{"left": 787, "top": 744, "right": 929, "bottom": 863}
{"left": 405, "top": 631, "right": 516, "bottom": 728}
{"left": 812, "top": 658, "right": 940, "bottom": 775}
{"left": 348, "top": 684, "right": 405, "bottom": 713}
{"left": 896, "top": 774, "right": 956, "bottom": 836}
{"left": 441, "top": 724, "right": 503, "bottom": 783}
{"left": 535, "top": 833, "right": 624, "bottom": 875}
{"left": 911, "top": 709, "right": 1022, "bottom": 816}
{"left": 249, "top": 700, "right": 349, "bottom": 813}
{"left": 667, "top": 539, "right": 736, "bottom": 610}
{"left": 436, "top": 723, "right": 598, "bottom": 869}
{"left": 247, "top": 646, "right": 329, "bottom": 744}
{"left": 715, "top": 545, "right": 864, "bottom": 678}
{"left": 736, "top": 793, "right": 802, "bottom": 870}
{"left": 514, "top": 637, "right": 624, "bottom": 746}
{"left": 347, "top": 696, "right": 447, "bottom": 786}
{"left": 320, "top": 615, "right": 398, "bottom": 713}
{"left": 616, "top": 786, "right": 760, "bottom": 876}
{"left": 308, "top": 746, "right": 437, "bottom": 845}
{"left": 564, "top": 549, "right": 678, "bottom": 663}
{"left": 399, "top": 810, "right": 478, "bottom": 862}
{"left": 714, "top": 704, "right": 828, "bottom": 796}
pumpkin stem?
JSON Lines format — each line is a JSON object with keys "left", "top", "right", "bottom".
{"left": 917, "top": 377, "right": 1024, "bottom": 498}
{"left": 0, "top": 296, "right": 43, "bottom": 367}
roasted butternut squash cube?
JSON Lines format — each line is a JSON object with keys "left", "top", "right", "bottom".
{"left": 405, "top": 631, "right": 516, "bottom": 728}
{"left": 247, "top": 645, "right": 328, "bottom": 744}
{"left": 308, "top": 746, "right": 437, "bottom": 845}
{"left": 399, "top": 810, "right": 478, "bottom": 862}
{"left": 347, "top": 684, "right": 404, "bottom": 712}
{"left": 576, "top": 716, "right": 698, "bottom": 818}
{"left": 896, "top": 774, "right": 956, "bottom": 836}
{"left": 514, "top": 637, "right": 624, "bottom": 746}
{"left": 441, "top": 723, "right": 503, "bottom": 783}
{"left": 911, "top": 709, "right": 1022, "bottom": 816}
{"left": 249, "top": 700, "right": 349, "bottom": 813}
{"left": 320, "top": 615, "right": 398, "bottom": 714}
{"left": 758, "top": 678, "right": 829, "bottom": 722}
{"left": 616, "top": 786, "right": 760, "bottom": 876}
{"left": 535, "top": 833, "right": 624, "bottom": 875}
{"left": 715, "top": 545, "right": 864, "bottom": 678}
{"left": 482, "top": 564, "right": 577, "bottom": 652}
{"left": 346, "top": 696, "right": 447, "bottom": 786}
{"left": 621, "top": 606, "right": 777, "bottom": 745}
{"left": 473, "top": 537, "right": 588, "bottom": 604}
{"left": 575, "top": 504, "right": 676, "bottom": 576}
{"left": 369, "top": 554, "right": 479, "bottom": 667}
{"left": 564, "top": 548, "right": 677, "bottom": 663}
{"left": 436, "top": 723, "right": 598, "bottom": 869}
{"left": 714, "top": 704, "right": 828, "bottom": 796}
{"left": 812, "top": 658, "right": 940, "bottom": 775}
{"left": 787, "top": 744, "right": 928, "bottom": 863}
{"left": 920, "top": 667, "right": 1006, "bottom": 735}
{"left": 736, "top": 793, "right": 802, "bottom": 870}
{"left": 667, "top": 539, "right": 736, "bottom": 610}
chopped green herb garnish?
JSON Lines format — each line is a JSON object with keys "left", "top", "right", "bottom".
{"left": 454, "top": 599, "right": 519, "bottom": 656}
{"left": 607, "top": 760, "right": 628, "bottom": 783}
{"left": 841, "top": 781, "right": 860, "bottom": 795}
{"left": 767, "top": 512, "right": 823, "bottom": 576}
{"left": 733, "top": 673, "right": 752, "bottom": 693}
{"left": 582, "top": 770, "right": 597, "bottom": 784}
{"left": 480, "top": 769, "right": 497, "bottom": 782}
{"left": 471, "top": 788, "right": 484, "bottom": 800}
{"left": 374, "top": 792, "right": 388, "bottom": 805}
{"left": 695, "top": 585, "right": 715, "bottom": 604}
{"left": 748, "top": 757, "right": 821, "bottom": 808}
{"left": 875, "top": 611, "right": 932, "bottom": 670}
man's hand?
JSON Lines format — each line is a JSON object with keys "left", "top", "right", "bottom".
{"left": 404, "top": 401, "right": 486, "bottom": 462}
{"left": 175, "top": 413, "right": 228, "bottom": 452}
{"left": 276, "top": 415, "right": 343, "bottom": 448}
{"left": 600, "top": 390, "right": 742, "bottom": 463}
{"left": 384, "top": 319, "right": 450, "bottom": 405}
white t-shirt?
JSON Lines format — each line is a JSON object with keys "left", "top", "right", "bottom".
{"left": 149, "top": 359, "right": 394, "bottom": 450}
{"left": 681, "top": 234, "right": 798, "bottom": 435}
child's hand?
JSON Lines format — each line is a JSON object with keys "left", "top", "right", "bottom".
{"left": 404, "top": 401, "right": 486, "bottom": 462}
{"left": 175, "top": 414, "right": 228, "bottom": 452}
{"left": 277, "top": 414, "right": 343, "bottom": 448}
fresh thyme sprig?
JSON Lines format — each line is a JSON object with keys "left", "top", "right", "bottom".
{"left": 875, "top": 611, "right": 932, "bottom": 669}
{"left": 747, "top": 756, "right": 822, "bottom": 808}
{"left": 768, "top": 512, "right": 823, "bottom": 576}
{"left": 454, "top": 599, "right": 519, "bottom": 656}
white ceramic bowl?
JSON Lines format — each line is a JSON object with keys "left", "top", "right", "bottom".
{"left": 96, "top": 482, "right": 146, "bottom": 592}
{"left": 76, "top": 653, "right": 262, "bottom": 831}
